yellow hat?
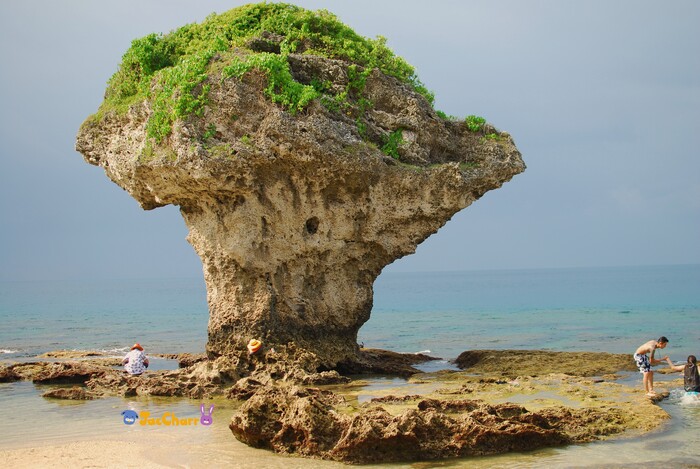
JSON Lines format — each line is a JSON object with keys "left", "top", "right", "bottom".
{"left": 247, "top": 339, "right": 262, "bottom": 354}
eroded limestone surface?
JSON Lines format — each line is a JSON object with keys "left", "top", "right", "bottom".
{"left": 229, "top": 351, "right": 671, "bottom": 464}
{"left": 454, "top": 349, "right": 639, "bottom": 377}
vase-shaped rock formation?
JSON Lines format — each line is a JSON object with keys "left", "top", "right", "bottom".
{"left": 76, "top": 3, "right": 524, "bottom": 371}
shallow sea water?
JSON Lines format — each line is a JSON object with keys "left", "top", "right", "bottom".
{"left": 1, "top": 265, "right": 699, "bottom": 466}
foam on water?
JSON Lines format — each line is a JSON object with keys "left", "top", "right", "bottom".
{"left": 671, "top": 389, "right": 700, "bottom": 406}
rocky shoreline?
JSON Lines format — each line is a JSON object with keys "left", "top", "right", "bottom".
{"left": 0, "top": 348, "right": 678, "bottom": 464}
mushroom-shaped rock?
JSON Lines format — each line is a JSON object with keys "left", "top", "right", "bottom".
{"left": 76, "top": 3, "right": 524, "bottom": 371}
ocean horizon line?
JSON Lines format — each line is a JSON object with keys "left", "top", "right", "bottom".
{"left": 1, "top": 262, "right": 698, "bottom": 284}
{"left": 383, "top": 262, "right": 700, "bottom": 276}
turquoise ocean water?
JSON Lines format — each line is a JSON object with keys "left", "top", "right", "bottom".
{"left": 1, "top": 264, "right": 699, "bottom": 467}
{"left": 367, "top": 264, "right": 699, "bottom": 359}
{"left": 2, "top": 264, "right": 698, "bottom": 360}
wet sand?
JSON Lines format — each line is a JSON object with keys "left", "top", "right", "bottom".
{"left": 0, "top": 440, "right": 165, "bottom": 469}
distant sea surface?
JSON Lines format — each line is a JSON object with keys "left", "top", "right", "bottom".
{"left": 1, "top": 264, "right": 698, "bottom": 360}
{"left": 1, "top": 264, "right": 699, "bottom": 467}
{"left": 367, "top": 264, "right": 700, "bottom": 359}
{"left": 0, "top": 277, "right": 209, "bottom": 359}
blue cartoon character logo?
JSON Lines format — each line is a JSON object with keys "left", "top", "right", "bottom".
{"left": 121, "top": 409, "right": 139, "bottom": 425}
{"left": 200, "top": 404, "right": 214, "bottom": 426}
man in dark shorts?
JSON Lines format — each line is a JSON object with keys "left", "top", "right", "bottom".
{"left": 633, "top": 336, "right": 669, "bottom": 396}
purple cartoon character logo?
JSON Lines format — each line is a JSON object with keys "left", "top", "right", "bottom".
{"left": 200, "top": 404, "right": 214, "bottom": 426}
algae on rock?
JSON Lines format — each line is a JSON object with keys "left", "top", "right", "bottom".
{"left": 76, "top": 3, "right": 525, "bottom": 371}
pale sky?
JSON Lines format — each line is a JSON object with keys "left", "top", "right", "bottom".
{"left": 0, "top": 0, "right": 698, "bottom": 281}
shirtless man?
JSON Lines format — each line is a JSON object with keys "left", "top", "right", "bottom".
{"left": 634, "top": 336, "right": 669, "bottom": 396}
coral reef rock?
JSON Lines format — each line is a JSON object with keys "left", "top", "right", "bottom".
{"left": 75, "top": 4, "right": 524, "bottom": 371}
{"left": 42, "top": 386, "right": 95, "bottom": 400}
{"left": 230, "top": 385, "right": 633, "bottom": 464}
{"left": 455, "top": 350, "right": 638, "bottom": 377}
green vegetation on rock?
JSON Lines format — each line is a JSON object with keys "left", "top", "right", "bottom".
{"left": 221, "top": 52, "right": 319, "bottom": 113}
{"left": 435, "top": 110, "right": 457, "bottom": 121}
{"left": 98, "top": 2, "right": 435, "bottom": 143}
{"left": 465, "top": 114, "right": 486, "bottom": 132}
{"left": 381, "top": 129, "right": 403, "bottom": 159}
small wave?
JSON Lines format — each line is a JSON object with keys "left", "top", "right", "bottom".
{"left": 669, "top": 389, "right": 700, "bottom": 405}
{"left": 680, "top": 392, "right": 700, "bottom": 406}
{"left": 414, "top": 350, "right": 431, "bottom": 355}
{"left": 98, "top": 347, "right": 129, "bottom": 355}
{"left": 1, "top": 349, "right": 20, "bottom": 354}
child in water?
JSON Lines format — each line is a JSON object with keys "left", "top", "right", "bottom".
{"left": 665, "top": 355, "right": 700, "bottom": 394}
